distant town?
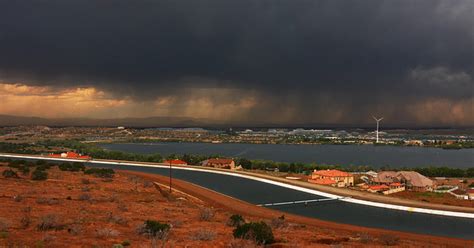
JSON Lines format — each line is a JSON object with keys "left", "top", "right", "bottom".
{"left": 1, "top": 126, "right": 473, "bottom": 149}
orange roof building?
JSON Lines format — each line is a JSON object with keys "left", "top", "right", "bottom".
{"left": 48, "top": 152, "right": 91, "bottom": 160}
{"left": 164, "top": 159, "right": 188, "bottom": 165}
{"left": 307, "top": 178, "right": 337, "bottom": 186}
{"left": 368, "top": 184, "right": 390, "bottom": 193}
{"left": 308, "top": 169, "right": 354, "bottom": 187}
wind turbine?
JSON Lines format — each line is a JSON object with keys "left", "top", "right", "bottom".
{"left": 372, "top": 116, "right": 384, "bottom": 143}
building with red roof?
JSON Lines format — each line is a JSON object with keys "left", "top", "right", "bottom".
{"left": 308, "top": 169, "right": 354, "bottom": 187}
{"left": 164, "top": 159, "right": 188, "bottom": 165}
{"left": 202, "top": 158, "right": 235, "bottom": 170}
{"left": 48, "top": 151, "right": 91, "bottom": 160}
{"left": 307, "top": 178, "right": 337, "bottom": 186}
{"left": 368, "top": 184, "right": 390, "bottom": 193}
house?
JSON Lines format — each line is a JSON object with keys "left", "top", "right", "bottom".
{"left": 372, "top": 171, "right": 399, "bottom": 184}
{"left": 202, "top": 158, "right": 235, "bottom": 170}
{"left": 372, "top": 171, "right": 433, "bottom": 191}
{"left": 308, "top": 169, "right": 354, "bottom": 187}
{"left": 367, "top": 184, "right": 390, "bottom": 193}
{"left": 48, "top": 151, "right": 91, "bottom": 160}
{"left": 307, "top": 177, "right": 338, "bottom": 187}
{"left": 467, "top": 189, "right": 474, "bottom": 200}
{"left": 365, "top": 170, "right": 378, "bottom": 178}
{"left": 367, "top": 183, "right": 405, "bottom": 194}
{"left": 164, "top": 159, "right": 187, "bottom": 165}
{"left": 396, "top": 171, "right": 433, "bottom": 191}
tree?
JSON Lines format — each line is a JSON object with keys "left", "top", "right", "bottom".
{"left": 237, "top": 158, "right": 252, "bottom": 169}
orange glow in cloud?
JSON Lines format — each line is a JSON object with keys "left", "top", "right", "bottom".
{"left": 0, "top": 82, "right": 472, "bottom": 125}
{"left": 0, "top": 83, "right": 128, "bottom": 118}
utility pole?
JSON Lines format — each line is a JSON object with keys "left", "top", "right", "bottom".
{"left": 169, "top": 160, "right": 172, "bottom": 193}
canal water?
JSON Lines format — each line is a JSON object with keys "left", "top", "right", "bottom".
{"left": 100, "top": 142, "right": 474, "bottom": 168}
{"left": 87, "top": 162, "right": 474, "bottom": 239}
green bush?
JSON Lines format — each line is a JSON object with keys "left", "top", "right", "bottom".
{"left": 137, "top": 220, "right": 170, "bottom": 239}
{"left": 32, "top": 169, "right": 48, "bottom": 181}
{"left": 2, "top": 169, "right": 19, "bottom": 178}
{"left": 36, "top": 164, "right": 52, "bottom": 171}
{"left": 18, "top": 166, "right": 30, "bottom": 176}
{"left": 233, "top": 221, "right": 274, "bottom": 245}
{"left": 84, "top": 168, "right": 115, "bottom": 178}
{"left": 228, "top": 214, "right": 245, "bottom": 227}
{"left": 59, "top": 162, "right": 85, "bottom": 172}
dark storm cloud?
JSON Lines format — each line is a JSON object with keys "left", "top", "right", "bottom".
{"left": 0, "top": 0, "right": 472, "bottom": 124}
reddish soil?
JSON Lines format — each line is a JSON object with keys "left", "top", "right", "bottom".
{"left": 0, "top": 163, "right": 472, "bottom": 247}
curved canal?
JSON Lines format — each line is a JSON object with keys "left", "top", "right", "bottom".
{"left": 88, "top": 162, "right": 474, "bottom": 239}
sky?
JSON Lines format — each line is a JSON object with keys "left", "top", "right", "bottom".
{"left": 0, "top": 0, "right": 473, "bottom": 126}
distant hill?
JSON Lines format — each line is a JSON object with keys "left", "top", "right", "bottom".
{"left": 0, "top": 114, "right": 471, "bottom": 129}
{"left": 0, "top": 115, "right": 215, "bottom": 128}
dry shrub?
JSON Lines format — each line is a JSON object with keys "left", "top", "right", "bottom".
{"left": 106, "top": 212, "right": 128, "bottom": 226}
{"left": 96, "top": 228, "right": 119, "bottom": 238}
{"left": 228, "top": 238, "right": 259, "bottom": 248}
{"left": 67, "top": 224, "right": 82, "bottom": 235}
{"left": 199, "top": 207, "right": 215, "bottom": 221}
{"left": 316, "top": 237, "right": 350, "bottom": 245}
{"left": 13, "top": 195, "right": 23, "bottom": 202}
{"left": 143, "top": 180, "right": 154, "bottom": 188}
{"left": 20, "top": 215, "right": 31, "bottom": 229}
{"left": 37, "top": 214, "right": 64, "bottom": 231}
{"left": 81, "top": 187, "right": 91, "bottom": 192}
{"left": 270, "top": 215, "right": 287, "bottom": 229}
{"left": 379, "top": 234, "right": 399, "bottom": 246}
{"left": 36, "top": 197, "right": 60, "bottom": 205}
{"left": 42, "top": 234, "right": 56, "bottom": 243}
{"left": 359, "top": 232, "right": 372, "bottom": 243}
{"left": 170, "top": 220, "right": 183, "bottom": 228}
{"left": 117, "top": 203, "right": 128, "bottom": 212}
{"left": 0, "top": 218, "right": 10, "bottom": 232}
{"left": 108, "top": 193, "right": 119, "bottom": 203}
{"left": 81, "top": 178, "right": 90, "bottom": 184}
{"left": 190, "top": 229, "right": 216, "bottom": 241}
{"left": 78, "top": 193, "right": 92, "bottom": 201}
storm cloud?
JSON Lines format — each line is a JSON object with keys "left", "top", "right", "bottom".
{"left": 0, "top": 0, "right": 472, "bottom": 125}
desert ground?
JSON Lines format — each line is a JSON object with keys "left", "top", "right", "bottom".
{"left": 0, "top": 163, "right": 472, "bottom": 247}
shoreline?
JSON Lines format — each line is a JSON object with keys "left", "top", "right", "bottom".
{"left": 1, "top": 153, "right": 473, "bottom": 216}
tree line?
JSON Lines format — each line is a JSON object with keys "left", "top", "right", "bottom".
{"left": 1, "top": 140, "right": 473, "bottom": 178}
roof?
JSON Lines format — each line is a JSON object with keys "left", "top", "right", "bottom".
{"left": 207, "top": 158, "right": 234, "bottom": 165}
{"left": 66, "top": 152, "right": 79, "bottom": 157}
{"left": 369, "top": 185, "right": 390, "bottom": 191}
{"left": 48, "top": 152, "right": 90, "bottom": 159}
{"left": 397, "top": 171, "right": 433, "bottom": 188}
{"left": 373, "top": 171, "right": 398, "bottom": 183}
{"left": 308, "top": 178, "right": 337, "bottom": 185}
{"left": 164, "top": 159, "right": 187, "bottom": 165}
{"left": 312, "top": 169, "right": 352, "bottom": 177}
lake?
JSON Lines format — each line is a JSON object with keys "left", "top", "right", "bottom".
{"left": 100, "top": 142, "right": 474, "bottom": 168}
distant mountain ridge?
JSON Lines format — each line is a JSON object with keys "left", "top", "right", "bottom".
{"left": 0, "top": 115, "right": 214, "bottom": 127}
{"left": 0, "top": 114, "right": 471, "bottom": 129}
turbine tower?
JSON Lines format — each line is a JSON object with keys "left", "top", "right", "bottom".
{"left": 372, "top": 116, "right": 384, "bottom": 143}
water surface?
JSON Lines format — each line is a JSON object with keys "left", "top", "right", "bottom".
{"left": 100, "top": 142, "right": 474, "bottom": 168}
